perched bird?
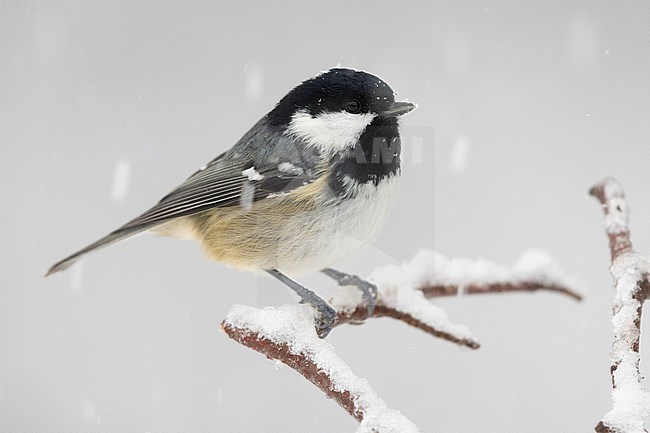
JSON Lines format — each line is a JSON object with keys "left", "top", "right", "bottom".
{"left": 46, "top": 68, "right": 415, "bottom": 337}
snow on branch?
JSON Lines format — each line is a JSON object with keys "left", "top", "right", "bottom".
{"left": 223, "top": 305, "right": 420, "bottom": 433}
{"left": 370, "top": 248, "right": 583, "bottom": 302}
{"left": 591, "top": 178, "right": 650, "bottom": 433}
{"left": 221, "top": 249, "right": 580, "bottom": 432}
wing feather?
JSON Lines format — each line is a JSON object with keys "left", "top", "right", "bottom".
{"left": 119, "top": 154, "right": 316, "bottom": 230}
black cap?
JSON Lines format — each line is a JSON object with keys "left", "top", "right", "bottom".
{"left": 267, "top": 68, "right": 403, "bottom": 127}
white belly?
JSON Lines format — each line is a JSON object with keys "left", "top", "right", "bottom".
{"left": 273, "top": 176, "right": 400, "bottom": 276}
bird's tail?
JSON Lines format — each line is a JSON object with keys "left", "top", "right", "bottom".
{"left": 45, "top": 224, "right": 152, "bottom": 276}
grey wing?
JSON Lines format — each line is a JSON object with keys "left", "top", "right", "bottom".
{"left": 118, "top": 154, "right": 316, "bottom": 230}
{"left": 46, "top": 152, "right": 318, "bottom": 276}
{"left": 119, "top": 118, "right": 325, "bottom": 229}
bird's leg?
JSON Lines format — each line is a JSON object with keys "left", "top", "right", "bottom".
{"left": 321, "top": 268, "right": 377, "bottom": 319}
{"left": 266, "top": 269, "right": 336, "bottom": 338}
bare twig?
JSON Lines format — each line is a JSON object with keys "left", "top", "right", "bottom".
{"left": 591, "top": 178, "right": 650, "bottom": 433}
{"left": 221, "top": 249, "right": 581, "bottom": 432}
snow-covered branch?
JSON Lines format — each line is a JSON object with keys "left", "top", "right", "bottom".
{"left": 370, "top": 248, "right": 583, "bottom": 302}
{"left": 221, "top": 249, "right": 580, "bottom": 432}
{"left": 591, "top": 178, "right": 650, "bottom": 433}
{"left": 223, "top": 305, "right": 420, "bottom": 433}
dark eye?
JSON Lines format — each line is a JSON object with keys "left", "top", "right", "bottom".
{"left": 345, "top": 99, "right": 361, "bottom": 114}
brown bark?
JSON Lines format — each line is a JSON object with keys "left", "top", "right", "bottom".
{"left": 222, "top": 274, "right": 579, "bottom": 431}
{"left": 590, "top": 178, "right": 650, "bottom": 433}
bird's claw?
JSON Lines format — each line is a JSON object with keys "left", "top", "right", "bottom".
{"left": 315, "top": 302, "right": 337, "bottom": 338}
{"left": 299, "top": 297, "right": 336, "bottom": 338}
{"left": 321, "top": 268, "right": 378, "bottom": 320}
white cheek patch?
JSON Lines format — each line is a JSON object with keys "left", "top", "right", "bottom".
{"left": 286, "top": 110, "right": 376, "bottom": 153}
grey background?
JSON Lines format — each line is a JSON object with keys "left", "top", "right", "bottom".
{"left": 2, "top": 1, "right": 650, "bottom": 432}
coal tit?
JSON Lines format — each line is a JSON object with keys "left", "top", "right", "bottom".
{"left": 47, "top": 68, "right": 416, "bottom": 337}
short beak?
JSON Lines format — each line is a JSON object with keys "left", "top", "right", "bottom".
{"left": 380, "top": 101, "right": 416, "bottom": 118}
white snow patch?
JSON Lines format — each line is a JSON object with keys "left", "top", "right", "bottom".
{"left": 224, "top": 304, "right": 419, "bottom": 433}
{"left": 602, "top": 252, "right": 650, "bottom": 432}
{"left": 369, "top": 248, "right": 581, "bottom": 296}
{"left": 602, "top": 179, "right": 629, "bottom": 232}
{"left": 449, "top": 135, "right": 469, "bottom": 173}
{"left": 278, "top": 162, "right": 304, "bottom": 176}
{"left": 111, "top": 159, "right": 131, "bottom": 202}
{"left": 242, "top": 166, "right": 264, "bottom": 181}
{"left": 362, "top": 248, "right": 581, "bottom": 348}
{"left": 514, "top": 249, "right": 581, "bottom": 289}
{"left": 366, "top": 251, "right": 487, "bottom": 345}
{"left": 322, "top": 260, "right": 480, "bottom": 346}
{"left": 324, "top": 285, "right": 364, "bottom": 316}
{"left": 390, "top": 284, "right": 476, "bottom": 344}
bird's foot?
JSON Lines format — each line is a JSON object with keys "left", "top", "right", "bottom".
{"left": 321, "top": 268, "right": 378, "bottom": 320}
{"left": 298, "top": 294, "right": 337, "bottom": 338}
{"left": 266, "top": 268, "right": 336, "bottom": 338}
